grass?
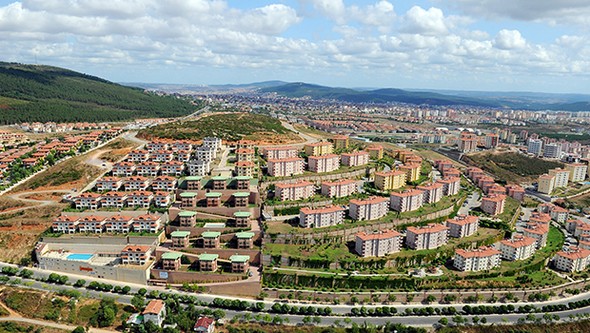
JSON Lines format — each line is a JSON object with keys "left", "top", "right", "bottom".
{"left": 500, "top": 226, "right": 564, "bottom": 272}
{"left": 455, "top": 319, "right": 590, "bottom": 333}
{"left": 97, "top": 138, "right": 139, "bottom": 163}
{"left": 552, "top": 183, "right": 590, "bottom": 197}
{"left": 496, "top": 196, "right": 521, "bottom": 226}
{"left": 464, "top": 152, "right": 563, "bottom": 183}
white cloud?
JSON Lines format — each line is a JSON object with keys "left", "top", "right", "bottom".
{"left": 494, "top": 29, "right": 527, "bottom": 50}
{"left": 401, "top": 6, "right": 449, "bottom": 36}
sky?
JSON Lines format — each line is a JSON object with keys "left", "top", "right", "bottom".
{"left": 1, "top": 0, "right": 590, "bottom": 93}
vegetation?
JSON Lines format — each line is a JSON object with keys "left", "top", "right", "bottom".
{"left": 464, "top": 152, "right": 562, "bottom": 182}
{"left": 0, "top": 62, "right": 199, "bottom": 123}
{"left": 139, "top": 112, "right": 297, "bottom": 142}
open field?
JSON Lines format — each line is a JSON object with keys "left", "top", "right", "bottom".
{"left": 140, "top": 112, "right": 304, "bottom": 144}
{"left": 95, "top": 137, "right": 139, "bottom": 163}
{"left": 464, "top": 152, "right": 562, "bottom": 183}
{"left": 0, "top": 198, "right": 28, "bottom": 214}
{"left": 453, "top": 319, "right": 590, "bottom": 333}
{"left": 0, "top": 322, "right": 67, "bottom": 333}
{"left": 12, "top": 157, "right": 101, "bottom": 193}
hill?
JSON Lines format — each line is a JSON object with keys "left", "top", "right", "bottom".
{"left": 138, "top": 112, "right": 302, "bottom": 144}
{"left": 0, "top": 62, "right": 198, "bottom": 124}
{"left": 261, "top": 82, "right": 499, "bottom": 107}
{"left": 463, "top": 152, "right": 563, "bottom": 183}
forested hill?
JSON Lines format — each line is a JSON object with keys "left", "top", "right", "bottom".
{"left": 0, "top": 62, "right": 197, "bottom": 124}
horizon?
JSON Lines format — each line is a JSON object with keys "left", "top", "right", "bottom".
{"left": 1, "top": 1, "right": 590, "bottom": 94}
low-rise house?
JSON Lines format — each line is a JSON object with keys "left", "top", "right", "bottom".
{"left": 142, "top": 300, "right": 166, "bottom": 327}
{"left": 77, "top": 215, "right": 106, "bottom": 233}
{"left": 151, "top": 176, "right": 177, "bottom": 192}
{"left": 128, "top": 150, "right": 150, "bottom": 163}
{"left": 211, "top": 176, "right": 227, "bottom": 190}
{"left": 52, "top": 215, "right": 79, "bottom": 234}
{"left": 233, "top": 192, "right": 250, "bottom": 207}
{"left": 150, "top": 150, "right": 174, "bottom": 163}
{"left": 194, "top": 317, "right": 215, "bottom": 333}
{"left": 112, "top": 162, "right": 136, "bottom": 177}
{"left": 160, "top": 160, "right": 185, "bottom": 176}
{"left": 105, "top": 215, "right": 134, "bottom": 233}
{"left": 101, "top": 191, "right": 128, "bottom": 208}
{"left": 74, "top": 193, "right": 102, "bottom": 210}
{"left": 132, "top": 214, "right": 162, "bottom": 233}
{"left": 121, "top": 245, "right": 152, "bottom": 265}
{"left": 95, "top": 177, "right": 122, "bottom": 192}
{"left": 124, "top": 176, "right": 151, "bottom": 191}
{"left": 153, "top": 191, "right": 173, "bottom": 208}
{"left": 175, "top": 150, "right": 192, "bottom": 163}
{"left": 355, "top": 230, "right": 402, "bottom": 257}
{"left": 127, "top": 191, "right": 154, "bottom": 208}
{"left": 234, "top": 176, "right": 251, "bottom": 190}
{"left": 136, "top": 161, "right": 160, "bottom": 177}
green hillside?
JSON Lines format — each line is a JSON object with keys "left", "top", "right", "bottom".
{"left": 0, "top": 62, "right": 198, "bottom": 124}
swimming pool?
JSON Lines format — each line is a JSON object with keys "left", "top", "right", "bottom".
{"left": 67, "top": 253, "right": 93, "bottom": 261}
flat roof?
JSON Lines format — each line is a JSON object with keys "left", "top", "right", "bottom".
{"left": 233, "top": 211, "right": 252, "bottom": 218}
{"left": 178, "top": 211, "right": 197, "bottom": 217}
{"left": 171, "top": 231, "right": 191, "bottom": 238}
{"left": 230, "top": 255, "right": 250, "bottom": 263}
{"left": 184, "top": 176, "right": 202, "bottom": 181}
{"left": 161, "top": 252, "right": 183, "bottom": 260}
{"left": 179, "top": 192, "right": 198, "bottom": 198}
{"left": 234, "top": 176, "right": 252, "bottom": 180}
{"left": 236, "top": 232, "right": 255, "bottom": 239}
{"left": 233, "top": 192, "right": 250, "bottom": 197}
{"left": 211, "top": 176, "right": 228, "bottom": 181}
{"left": 205, "top": 192, "right": 222, "bottom": 198}
{"left": 199, "top": 253, "right": 219, "bottom": 261}
{"left": 202, "top": 231, "right": 221, "bottom": 238}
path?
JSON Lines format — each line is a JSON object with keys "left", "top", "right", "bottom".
{"left": 0, "top": 316, "right": 116, "bottom": 332}
{"left": 0, "top": 189, "right": 71, "bottom": 216}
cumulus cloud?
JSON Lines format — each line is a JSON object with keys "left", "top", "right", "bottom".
{"left": 401, "top": 6, "right": 449, "bottom": 36}
{"left": 494, "top": 29, "right": 527, "bottom": 50}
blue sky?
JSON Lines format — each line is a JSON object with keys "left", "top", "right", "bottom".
{"left": 1, "top": 0, "right": 590, "bottom": 93}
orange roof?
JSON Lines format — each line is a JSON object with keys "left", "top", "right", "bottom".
{"left": 78, "top": 215, "right": 106, "bottom": 222}
{"left": 455, "top": 246, "right": 500, "bottom": 258}
{"left": 267, "top": 157, "right": 304, "bottom": 163}
{"left": 349, "top": 196, "right": 388, "bottom": 205}
{"left": 500, "top": 235, "right": 536, "bottom": 248}
{"left": 523, "top": 222, "right": 549, "bottom": 235}
{"left": 417, "top": 182, "right": 444, "bottom": 191}
{"left": 447, "top": 215, "right": 478, "bottom": 226}
{"left": 308, "top": 154, "right": 339, "bottom": 160}
{"left": 482, "top": 194, "right": 506, "bottom": 202}
{"left": 406, "top": 223, "right": 448, "bottom": 235}
{"left": 235, "top": 161, "right": 255, "bottom": 167}
{"left": 300, "top": 206, "right": 345, "bottom": 214}
{"left": 356, "top": 229, "right": 401, "bottom": 241}
{"left": 390, "top": 189, "right": 423, "bottom": 197}
{"left": 275, "top": 181, "right": 313, "bottom": 189}
{"left": 341, "top": 151, "right": 369, "bottom": 157}
{"left": 122, "top": 245, "right": 151, "bottom": 253}
{"left": 106, "top": 215, "right": 133, "bottom": 222}
{"left": 556, "top": 247, "right": 590, "bottom": 260}
{"left": 236, "top": 148, "right": 255, "bottom": 154}
{"left": 143, "top": 299, "right": 165, "bottom": 315}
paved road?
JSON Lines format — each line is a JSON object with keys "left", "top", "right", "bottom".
{"left": 458, "top": 190, "right": 480, "bottom": 215}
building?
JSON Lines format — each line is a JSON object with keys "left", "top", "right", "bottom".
{"left": 196, "top": 146, "right": 216, "bottom": 162}
{"left": 340, "top": 151, "right": 369, "bottom": 167}
{"left": 178, "top": 211, "right": 197, "bottom": 227}
{"left": 506, "top": 184, "right": 525, "bottom": 201}
{"left": 304, "top": 142, "right": 333, "bottom": 156}
{"left": 95, "top": 177, "right": 122, "bottom": 192}
{"left": 194, "top": 316, "right": 215, "bottom": 333}
{"left": 153, "top": 192, "right": 173, "bottom": 208}
{"left": 232, "top": 192, "right": 250, "bottom": 207}
{"left": 481, "top": 194, "right": 506, "bottom": 216}
{"left": 308, "top": 154, "right": 340, "bottom": 173}
{"left": 565, "top": 163, "right": 588, "bottom": 182}
{"left": 124, "top": 176, "right": 151, "bottom": 191}
{"left": 299, "top": 206, "right": 345, "bottom": 228}
{"left": 132, "top": 214, "right": 161, "bottom": 233}
{"left": 171, "top": 231, "right": 191, "bottom": 248}
{"left": 236, "top": 232, "right": 255, "bottom": 249}
{"left": 484, "top": 133, "right": 499, "bottom": 149}
{"left": 537, "top": 174, "right": 555, "bottom": 194}
{"left": 198, "top": 253, "right": 218, "bottom": 272}
{"left": 77, "top": 215, "right": 106, "bottom": 233}
{"left": 187, "top": 160, "right": 211, "bottom": 176}
{"left": 321, "top": 179, "right": 357, "bottom": 198}
{"left": 374, "top": 170, "right": 406, "bottom": 191}
{"left": 399, "top": 163, "right": 421, "bottom": 183}
{"left": 121, "top": 245, "right": 152, "bottom": 265}
{"left": 332, "top": 135, "right": 349, "bottom": 149}
{"left": 205, "top": 192, "right": 222, "bottom": 207}
{"left": 549, "top": 168, "right": 570, "bottom": 188}
{"left": 52, "top": 215, "right": 79, "bottom": 234}
{"left": 349, "top": 196, "right": 389, "bottom": 221}
{"left": 161, "top": 252, "right": 183, "bottom": 271}
{"left": 438, "top": 176, "right": 460, "bottom": 196}
{"left": 453, "top": 246, "right": 501, "bottom": 272}
{"left": 233, "top": 211, "right": 251, "bottom": 228}
{"left": 143, "top": 300, "right": 166, "bottom": 327}
{"left": 211, "top": 176, "right": 227, "bottom": 190}
{"left": 234, "top": 176, "right": 251, "bottom": 190}
{"left": 275, "top": 181, "right": 315, "bottom": 201}
{"left": 202, "top": 231, "right": 221, "bottom": 248}
{"left": 355, "top": 230, "right": 402, "bottom": 257}
{"left": 553, "top": 247, "right": 590, "bottom": 272}
{"left": 263, "top": 146, "right": 298, "bottom": 160}
{"left": 523, "top": 222, "right": 549, "bottom": 249}
{"left": 447, "top": 215, "right": 479, "bottom": 238}
{"left": 544, "top": 143, "right": 562, "bottom": 159}
{"left": 185, "top": 176, "right": 202, "bottom": 190}
{"left": 266, "top": 157, "right": 304, "bottom": 177}
{"left": 366, "top": 145, "right": 384, "bottom": 159}
{"left": 390, "top": 189, "right": 424, "bottom": 212}
{"left": 111, "top": 162, "right": 135, "bottom": 177}
{"left": 136, "top": 161, "right": 160, "bottom": 177}
{"left": 230, "top": 255, "right": 250, "bottom": 273}
{"left": 101, "top": 191, "right": 128, "bottom": 209}
{"left": 179, "top": 192, "right": 198, "bottom": 208}
{"left": 235, "top": 148, "right": 255, "bottom": 162}
{"left": 127, "top": 191, "right": 153, "bottom": 208}
{"left": 234, "top": 161, "right": 255, "bottom": 177}
{"left": 405, "top": 224, "right": 449, "bottom": 250}
{"left": 74, "top": 193, "right": 102, "bottom": 210}
{"left": 151, "top": 176, "right": 177, "bottom": 192}
{"left": 416, "top": 182, "right": 443, "bottom": 204}
{"left": 527, "top": 138, "right": 543, "bottom": 156}
{"left": 105, "top": 215, "right": 134, "bottom": 233}
{"left": 458, "top": 133, "right": 478, "bottom": 153}
{"left": 203, "top": 137, "right": 222, "bottom": 150}
{"left": 500, "top": 235, "right": 537, "bottom": 261}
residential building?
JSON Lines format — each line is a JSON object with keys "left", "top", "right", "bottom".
{"left": 178, "top": 211, "right": 197, "bottom": 227}
{"left": 230, "top": 255, "right": 250, "bottom": 273}
{"left": 390, "top": 189, "right": 424, "bottom": 212}
{"left": 458, "top": 133, "right": 478, "bottom": 153}
{"left": 340, "top": 151, "right": 369, "bottom": 167}
{"left": 349, "top": 196, "right": 389, "bottom": 221}
{"left": 538, "top": 174, "right": 555, "bottom": 194}
{"left": 236, "top": 148, "right": 255, "bottom": 162}
{"left": 52, "top": 215, "right": 79, "bottom": 234}
{"left": 275, "top": 181, "right": 315, "bottom": 201}
{"left": 171, "top": 231, "right": 191, "bottom": 248}
{"left": 185, "top": 176, "right": 202, "bottom": 190}
{"left": 399, "top": 163, "right": 421, "bottom": 183}
{"left": 549, "top": 168, "right": 570, "bottom": 188}
{"left": 128, "top": 150, "right": 150, "bottom": 162}
{"left": 565, "top": 163, "right": 587, "bottom": 182}
{"left": 321, "top": 179, "right": 357, "bottom": 198}
{"left": 161, "top": 252, "right": 182, "bottom": 271}
{"left": 416, "top": 182, "right": 443, "bottom": 204}
{"left": 180, "top": 192, "right": 198, "bottom": 208}
{"left": 124, "top": 176, "right": 151, "bottom": 191}
{"left": 151, "top": 176, "right": 177, "bottom": 192}
{"left": 405, "top": 224, "right": 449, "bottom": 250}
{"left": 263, "top": 146, "right": 298, "bottom": 160}
{"left": 481, "top": 194, "right": 506, "bottom": 216}
{"left": 187, "top": 160, "right": 211, "bottom": 176}
{"left": 236, "top": 232, "right": 255, "bottom": 249}
{"left": 202, "top": 231, "right": 221, "bottom": 248}
{"left": 266, "top": 157, "right": 304, "bottom": 177}
{"left": 500, "top": 235, "right": 537, "bottom": 261}
{"left": 332, "top": 135, "right": 349, "bottom": 149}
{"left": 355, "top": 230, "right": 402, "bottom": 257}
{"left": 484, "top": 133, "right": 499, "bottom": 149}
{"left": 143, "top": 300, "right": 166, "bottom": 327}
{"left": 121, "top": 245, "right": 152, "bottom": 265}
{"left": 527, "top": 138, "right": 543, "bottom": 156}
{"left": 366, "top": 145, "right": 384, "bottom": 159}
{"left": 438, "top": 176, "right": 460, "bottom": 196}
{"left": 153, "top": 191, "right": 173, "bottom": 208}
{"left": 95, "top": 177, "right": 122, "bottom": 192}
{"left": 233, "top": 211, "right": 251, "bottom": 228}
{"left": 74, "top": 193, "right": 101, "bottom": 210}
{"left": 132, "top": 214, "right": 161, "bottom": 233}
{"left": 203, "top": 137, "right": 222, "bottom": 150}
{"left": 233, "top": 192, "right": 250, "bottom": 207}
{"left": 299, "top": 206, "right": 345, "bottom": 228}
{"left": 544, "top": 143, "right": 562, "bottom": 159}
{"left": 454, "top": 246, "right": 501, "bottom": 272}
{"left": 198, "top": 253, "right": 218, "bottom": 272}
{"left": 101, "top": 191, "right": 128, "bottom": 208}
{"left": 506, "top": 184, "right": 525, "bottom": 201}
{"left": 77, "top": 215, "right": 106, "bottom": 233}
{"left": 105, "top": 215, "right": 134, "bottom": 233}
{"left": 205, "top": 192, "right": 222, "bottom": 207}
{"left": 235, "top": 161, "right": 255, "bottom": 177}
{"left": 553, "top": 247, "right": 590, "bottom": 272}
{"left": 304, "top": 142, "right": 333, "bottom": 156}
{"left": 150, "top": 150, "right": 174, "bottom": 163}
{"left": 111, "top": 162, "right": 135, "bottom": 177}
{"left": 196, "top": 146, "right": 216, "bottom": 162}
{"left": 447, "top": 215, "right": 479, "bottom": 238}
{"left": 374, "top": 170, "right": 406, "bottom": 191}
{"left": 136, "top": 161, "right": 160, "bottom": 177}
{"left": 308, "top": 154, "right": 340, "bottom": 173}
{"left": 523, "top": 222, "right": 549, "bottom": 249}
{"left": 234, "top": 176, "right": 251, "bottom": 190}
{"left": 194, "top": 317, "right": 215, "bottom": 333}
{"left": 127, "top": 191, "right": 153, "bottom": 208}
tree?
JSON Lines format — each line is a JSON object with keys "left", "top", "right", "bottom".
{"left": 131, "top": 295, "right": 145, "bottom": 311}
{"left": 71, "top": 327, "right": 85, "bottom": 333}
{"left": 74, "top": 279, "right": 86, "bottom": 288}
{"left": 302, "top": 316, "right": 312, "bottom": 325}
{"left": 90, "top": 298, "right": 118, "bottom": 328}
{"left": 438, "top": 317, "right": 448, "bottom": 326}
{"left": 137, "top": 288, "right": 147, "bottom": 296}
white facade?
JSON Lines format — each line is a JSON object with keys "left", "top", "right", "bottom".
{"left": 349, "top": 197, "right": 389, "bottom": 221}
{"left": 355, "top": 230, "right": 402, "bottom": 257}
{"left": 299, "top": 206, "right": 345, "bottom": 228}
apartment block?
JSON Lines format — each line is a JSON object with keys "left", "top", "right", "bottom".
{"left": 321, "top": 179, "right": 357, "bottom": 198}
{"left": 523, "top": 222, "right": 549, "bottom": 249}
{"left": 446, "top": 215, "right": 479, "bottom": 238}
{"left": 263, "top": 146, "right": 298, "bottom": 160}
{"left": 236, "top": 148, "right": 255, "bottom": 162}
{"left": 235, "top": 161, "right": 255, "bottom": 177}
{"left": 481, "top": 194, "right": 506, "bottom": 216}
{"left": 349, "top": 196, "right": 389, "bottom": 221}
{"left": 505, "top": 184, "right": 525, "bottom": 201}
{"left": 390, "top": 189, "right": 424, "bottom": 212}
{"left": 121, "top": 245, "right": 152, "bottom": 265}
{"left": 399, "top": 163, "right": 421, "bottom": 183}
{"left": 340, "top": 151, "right": 369, "bottom": 167}
{"left": 454, "top": 246, "right": 501, "bottom": 272}
{"left": 355, "top": 230, "right": 402, "bottom": 257}
{"left": 299, "top": 206, "right": 345, "bottom": 228}
{"left": 374, "top": 170, "right": 406, "bottom": 191}
{"left": 275, "top": 181, "right": 315, "bottom": 201}
{"left": 304, "top": 142, "right": 333, "bottom": 156}
{"left": 565, "top": 163, "right": 587, "bottom": 182}
{"left": 500, "top": 235, "right": 537, "bottom": 261}
{"left": 438, "top": 176, "right": 460, "bottom": 196}
{"left": 405, "top": 223, "right": 449, "bottom": 250}
{"left": 537, "top": 174, "right": 555, "bottom": 194}
{"left": 366, "top": 145, "right": 384, "bottom": 159}
{"left": 553, "top": 247, "right": 590, "bottom": 272}
{"left": 416, "top": 182, "right": 443, "bottom": 204}
{"left": 308, "top": 154, "right": 340, "bottom": 173}
{"left": 332, "top": 135, "right": 349, "bottom": 150}
{"left": 267, "top": 157, "right": 304, "bottom": 177}
{"left": 52, "top": 215, "right": 79, "bottom": 234}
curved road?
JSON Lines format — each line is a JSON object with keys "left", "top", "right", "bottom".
{"left": 0, "top": 189, "right": 71, "bottom": 216}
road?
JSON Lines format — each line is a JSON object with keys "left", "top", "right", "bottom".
{"left": 458, "top": 191, "right": 480, "bottom": 215}
{"left": 0, "top": 189, "right": 71, "bottom": 216}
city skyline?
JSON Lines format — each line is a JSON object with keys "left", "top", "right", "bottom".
{"left": 1, "top": 0, "right": 590, "bottom": 93}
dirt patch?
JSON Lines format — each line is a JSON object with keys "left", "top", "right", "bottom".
{"left": 0, "top": 197, "right": 28, "bottom": 213}
{"left": 206, "top": 281, "right": 261, "bottom": 298}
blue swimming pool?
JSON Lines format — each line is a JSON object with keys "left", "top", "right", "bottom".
{"left": 67, "top": 253, "right": 93, "bottom": 261}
